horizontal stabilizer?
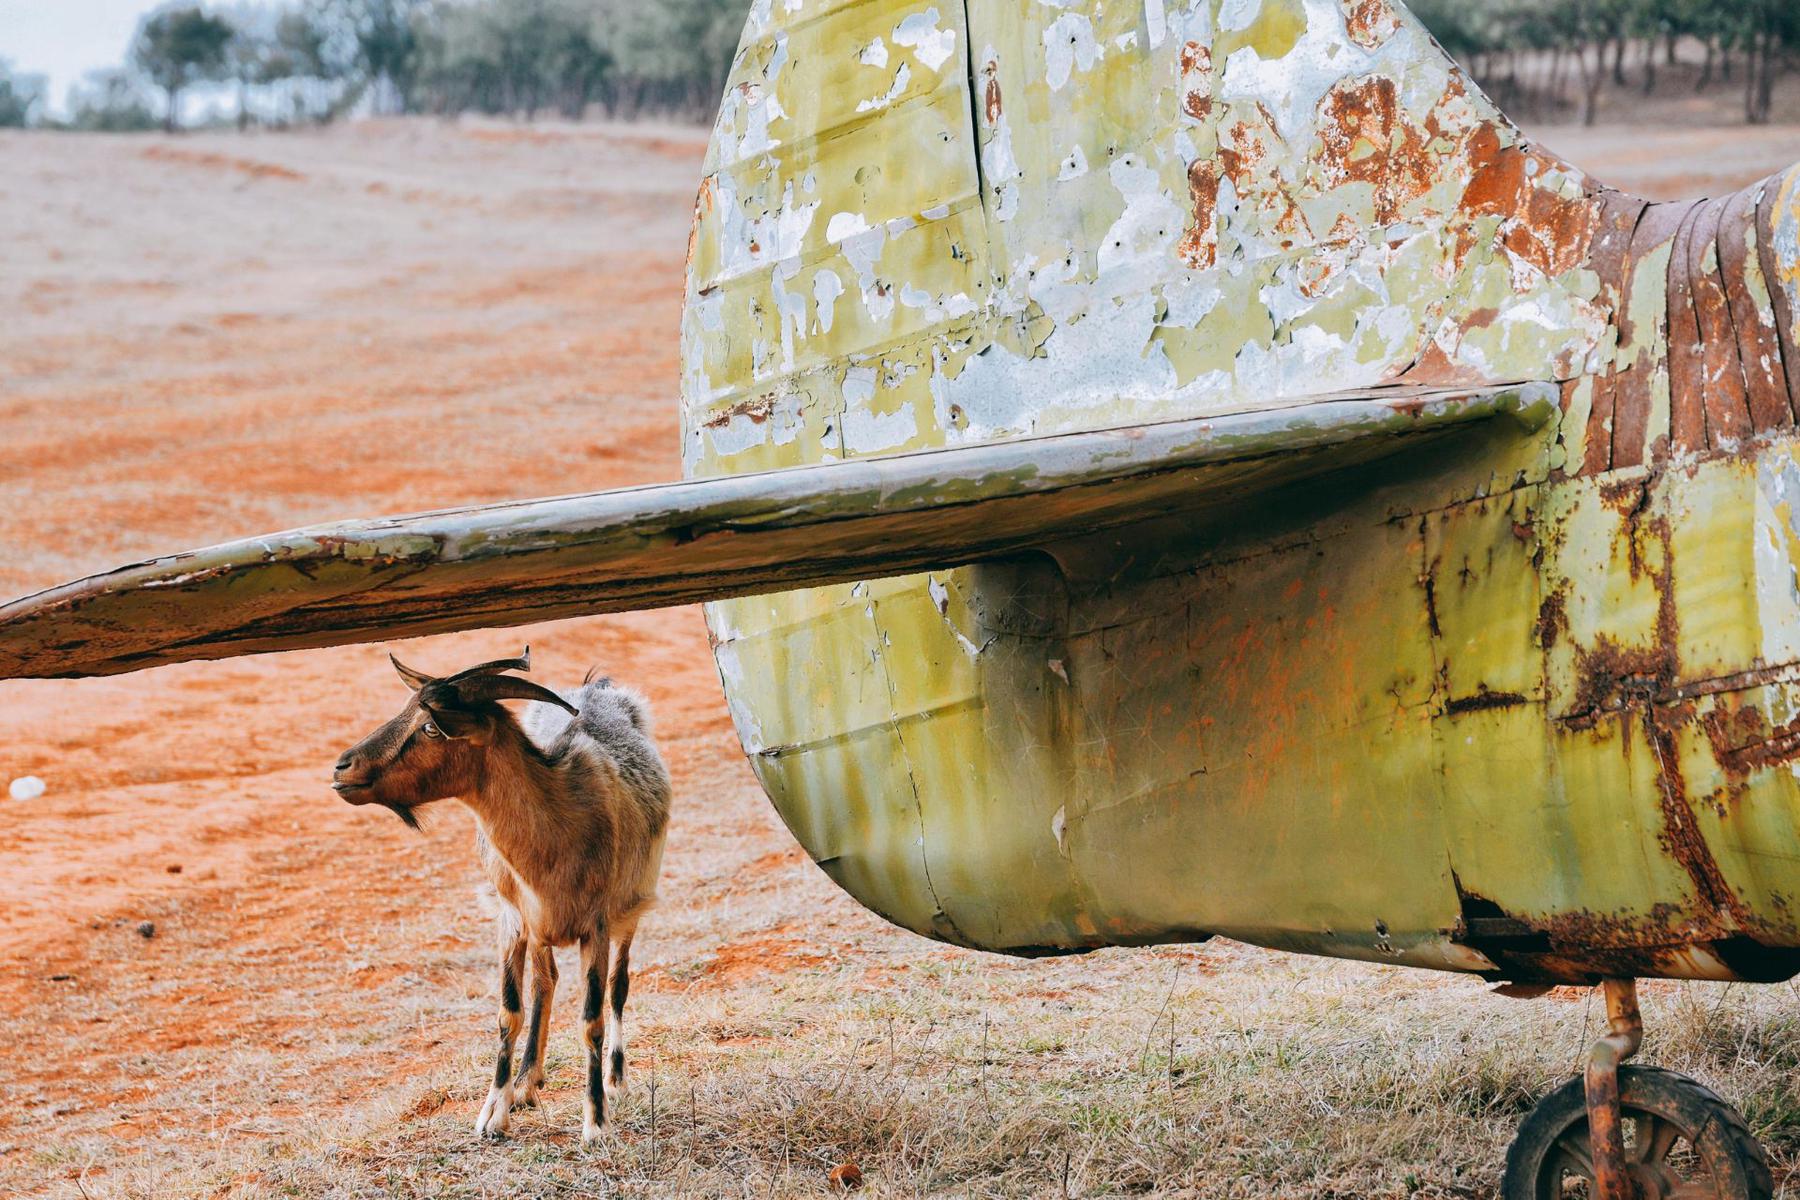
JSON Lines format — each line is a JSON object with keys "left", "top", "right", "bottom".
{"left": 0, "top": 385, "right": 1551, "bottom": 679}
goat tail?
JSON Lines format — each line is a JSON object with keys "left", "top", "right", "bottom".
{"left": 577, "top": 670, "right": 653, "bottom": 734}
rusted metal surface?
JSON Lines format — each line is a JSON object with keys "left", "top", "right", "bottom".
{"left": 680, "top": 0, "right": 1800, "bottom": 977}
{"left": 1584, "top": 978, "right": 1644, "bottom": 1200}
{"left": 3, "top": 1, "right": 1800, "bottom": 987}
{"left": 1591, "top": 176, "right": 1800, "bottom": 469}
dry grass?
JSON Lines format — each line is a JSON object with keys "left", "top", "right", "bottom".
{"left": 47, "top": 933, "right": 1800, "bottom": 1199}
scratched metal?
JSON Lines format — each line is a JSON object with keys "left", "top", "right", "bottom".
{"left": 3, "top": 0, "right": 1800, "bottom": 985}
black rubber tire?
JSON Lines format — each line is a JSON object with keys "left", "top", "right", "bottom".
{"left": 1501, "top": 1066, "right": 1772, "bottom": 1199}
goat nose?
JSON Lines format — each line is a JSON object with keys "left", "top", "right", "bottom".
{"left": 335, "top": 751, "right": 355, "bottom": 772}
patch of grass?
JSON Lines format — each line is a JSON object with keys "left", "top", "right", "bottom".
{"left": 77, "top": 951, "right": 1796, "bottom": 1199}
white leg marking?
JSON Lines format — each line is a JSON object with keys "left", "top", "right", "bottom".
{"left": 476, "top": 1084, "right": 513, "bottom": 1138}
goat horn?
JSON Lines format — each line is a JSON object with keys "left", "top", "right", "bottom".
{"left": 453, "top": 672, "right": 577, "bottom": 715}
{"left": 389, "top": 653, "right": 434, "bottom": 692}
{"left": 446, "top": 646, "right": 532, "bottom": 682}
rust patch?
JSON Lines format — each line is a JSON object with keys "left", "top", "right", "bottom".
{"left": 1703, "top": 708, "right": 1800, "bottom": 777}
{"left": 1444, "top": 688, "right": 1528, "bottom": 715}
{"left": 982, "top": 61, "right": 1002, "bottom": 124}
{"left": 1452, "top": 888, "right": 1762, "bottom": 985}
{"left": 1179, "top": 41, "right": 1212, "bottom": 123}
{"left": 1689, "top": 195, "right": 1755, "bottom": 449}
{"left": 1666, "top": 198, "right": 1710, "bottom": 455}
{"left": 1457, "top": 127, "right": 1602, "bottom": 279}
{"left": 1565, "top": 638, "right": 1667, "bottom": 725}
{"left": 1581, "top": 371, "right": 1620, "bottom": 479}
{"left": 1717, "top": 184, "right": 1790, "bottom": 433}
{"left": 1535, "top": 585, "right": 1569, "bottom": 649}
{"left": 1420, "top": 547, "right": 1442, "bottom": 638}
{"left": 1177, "top": 160, "right": 1220, "bottom": 270}
{"left": 1220, "top": 103, "right": 1313, "bottom": 250}
{"left": 1341, "top": 0, "right": 1400, "bottom": 49}
{"left": 1313, "top": 75, "right": 1437, "bottom": 225}
{"left": 687, "top": 175, "right": 716, "bottom": 273}
{"left": 701, "top": 393, "right": 776, "bottom": 430}
{"left": 1607, "top": 201, "right": 1694, "bottom": 470}
{"left": 1644, "top": 704, "right": 1748, "bottom": 931}
{"left": 1580, "top": 193, "right": 1651, "bottom": 472}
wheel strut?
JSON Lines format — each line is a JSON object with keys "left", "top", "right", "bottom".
{"left": 1503, "top": 976, "right": 1771, "bottom": 1200}
{"left": 1584, "top": 977, "right": 1644, "bottom": 1200}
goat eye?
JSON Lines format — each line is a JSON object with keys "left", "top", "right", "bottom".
{"left": 422, "top": 721, "right": 444, "bottom": 739}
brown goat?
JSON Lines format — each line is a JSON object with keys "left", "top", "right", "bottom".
{"left": 332, "top": 648, "right": 671, "bottom": 1143}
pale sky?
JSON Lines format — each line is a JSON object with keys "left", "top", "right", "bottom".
{"left": 0, "top": 1, "right": 171, "bottom": 112}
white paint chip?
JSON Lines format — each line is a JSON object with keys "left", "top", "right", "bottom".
{"left": 813, "top": 269, "right": 845, "bottom": 333}
{"left": 1043, "top": 13, "right": 1100, "bottom": 90}
{"left": 893, "top": 8, "right": 957, "bottom": 72}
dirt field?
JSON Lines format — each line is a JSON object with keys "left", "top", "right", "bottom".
{"left": 5, "top": 118, "right": 1800, "bottom": 1199}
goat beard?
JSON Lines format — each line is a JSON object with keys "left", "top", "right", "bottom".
{"left": 378, "top": 800, "right": 423, "bottom": 831}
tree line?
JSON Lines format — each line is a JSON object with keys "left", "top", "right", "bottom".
{"left": 1414, "top": 0, "right": 1797, "bottom": 125}
{"left": 1, "top": 0, "right": 1794, "bottom": 133}
{"left": 0, "top": 0, "right": 745, "bottom": 132}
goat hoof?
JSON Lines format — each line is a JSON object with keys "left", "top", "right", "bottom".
{"left": 581, "top": 1118, "right": 606, "bottom": 1146}
{"left": 475, "top": 1088, "right": 513, "bottom": 1139}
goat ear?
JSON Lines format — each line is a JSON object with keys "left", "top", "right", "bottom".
{"left": 454, "top": 673, "right": 579, "bottom": 715}
{"left": 425, "top": 700, "right": 486, "bottom": 739}
{"left": 446, "top": 646, "right": 532, "bottom": 681}
{"left": 390, "top": 653, "right": 434, "bottom": 692}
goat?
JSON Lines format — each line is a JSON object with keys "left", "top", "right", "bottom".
{"left": 331, "top": 647, "right": 670, "bottom": 1143}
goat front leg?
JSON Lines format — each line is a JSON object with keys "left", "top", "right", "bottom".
{"left": 578, "top": 927, "right": 609, "bottom": 1144}
{"left": 510, "top": 939, "right": 556, "bottom": 1108}
{"left": 475, "top": 929, "right": 527, "bottom": 1138}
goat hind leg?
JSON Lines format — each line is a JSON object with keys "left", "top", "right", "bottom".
{"left": 475, "top": 931, "right": 527, "bottom": 1138}
{"left": 578, "top": 928, "right": 609, "bottom": 1144}
{"left": 510, "top": 940, "right": 556, "bottom": 1108}
{"left": 603, "top": 923, "right": 636, "bottom": 1101}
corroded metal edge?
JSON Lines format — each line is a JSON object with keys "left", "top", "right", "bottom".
{"left": 0, "top": 385, "right": 1548, "bottom": 680}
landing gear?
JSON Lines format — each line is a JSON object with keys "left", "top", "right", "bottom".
{"left": 1501, "top": 979, "right": 1772, "bottom": 1200}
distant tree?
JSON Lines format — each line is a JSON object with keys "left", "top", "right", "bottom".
{"left": 222, "top": 4, "right": 280, "bottom": 129}
{"left": 597, "top": 0, "right": 742, "bottom": 118}
{"left": 271, "top": 7, "right": 343, "bottom": 123}
{"left": 413, "top": 0, "right": 610, "bottom": 118}
{"left": 318, "top": 0, "right": 421, "bottom": 114}
{"left": 132, "top": 5, "right": 236, "bottom": 132}
{"left": 66, "top": 69, "right": 161, "bottom": 132}
{"left": 0, "top": 59, "right": 48, "bottom": 128}
{"left": 1736, "top": 0, "right": 1798, "bottom": 124}
{"left": 1410, "top": 0, "right": 1487, "bottom": 61}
